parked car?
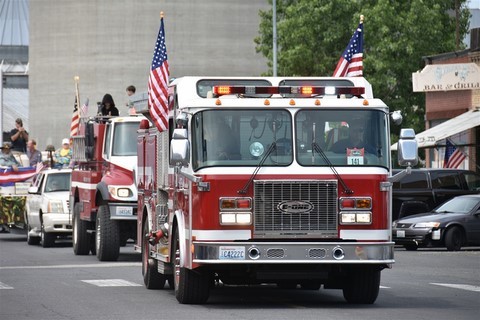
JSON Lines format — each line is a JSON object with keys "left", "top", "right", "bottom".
{"left": 25, "top": 168, "right": 72, "bottom": 247}
{"left": 392, "top": 169, "right": 480, "bottom": 221}
{"left": 392, "top": 194, "right": 480, "bottom": 251}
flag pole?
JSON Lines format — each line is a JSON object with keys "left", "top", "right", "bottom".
{"left": 74, "top": 76, "right": 80, "bottom": 116}
{"left": 74, "top": 76, "right": 80, "bottom": 137}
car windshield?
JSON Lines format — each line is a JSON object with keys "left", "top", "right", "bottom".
{"left": 191, "top": 109, "right": 389, "bottom": 170}
{"left": 45, "top": 172, "right": 71, "bottom": 192}
{"left": 434, "top": 197, "right": 480, "bottom": 214}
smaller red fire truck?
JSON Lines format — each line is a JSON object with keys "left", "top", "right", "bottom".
{"left": 134, "top": 77, "right": 417, "bottom": 304}
{"left": 70, "top": 115, "right": 145, "bottom": 261}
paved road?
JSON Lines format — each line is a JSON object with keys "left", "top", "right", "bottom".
{"left": 1, "top": 232, "right": 479, "bottom": 320}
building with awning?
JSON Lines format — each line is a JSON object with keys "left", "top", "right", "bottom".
{"left": 396, "top": 33, "right": 479, "bottom": 171}
{"left": 392, "top": 108, "right": 480, "bottom": 150}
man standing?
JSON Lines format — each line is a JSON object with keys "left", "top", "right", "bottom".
{"left": 26, "top": 139, "right": 42, "bottom": 167}
{"left": 10, "top": 118, "right": 29, "bottom": 153}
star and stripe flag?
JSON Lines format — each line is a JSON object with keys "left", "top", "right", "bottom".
{"left": 148, "top": 14, "right": 170, "bottom": 132}
{"left": 333, "top": 17, "right": 364, "bottom": 77}
{"left": 444, "top": 139, "right": 467, "bottom": 169}
{"left": 70, "top": 97, "right": 89, "bottom": 137}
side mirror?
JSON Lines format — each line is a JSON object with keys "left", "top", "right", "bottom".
{"left": 397, "top": 128, "right": 418, "bottom": 167}
{"left": 390, "top": 110, "right": 402, "bottom": 125}
{"left": 175, "top": 113, "right": 188, "bottom": 128}
{"left": 28, "top": 186, "right": 39, "bottom": 194}
{"left": 170, "top": 128, "right": 189, "bottom": 167}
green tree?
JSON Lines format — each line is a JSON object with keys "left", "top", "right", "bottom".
{"left": 255, "top": 0, "right": 470, "bottom": 135}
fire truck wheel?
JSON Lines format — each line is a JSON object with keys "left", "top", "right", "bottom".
{"left": 73, "top": 203, "right": 91, "bottom": 255}
{"left": 343, "top": 267, "right": 380, "bottom": 304}
{"left": 95, "top": 204, "right": 120, "bottom": 261}
{"left": 41, "top": 224, "right": 55, "bottom": 248}
{"left": 142, "top": 221, "right": 166, "bottom": 289}
{"left": 173, "top": 230, "right": 210, "bottom": 304}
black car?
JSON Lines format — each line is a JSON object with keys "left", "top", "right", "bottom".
{"left": 392, "top": 194, "right": 480, "bottom": 251}
{"left": 392, "top": 169, "right": 480, "bottom": 221}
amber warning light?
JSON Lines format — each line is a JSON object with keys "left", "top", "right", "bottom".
{"left": 212, "top": 85, "right": 364, "bottom": 97}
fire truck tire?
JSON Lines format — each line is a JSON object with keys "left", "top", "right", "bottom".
{"left": 95, "top": 204, "right": 120, "bottom": 261}
{"left": 142, "top": 221, "right": 166, "bottom": 289}
{"left": 73, "top": 203, "right": 91, "bottom": 255}
{"left": 173, "top": 230, "right": 210, "bottom": 304}
{"left": 342, "top": 267, "right": 380, "bottom": 304}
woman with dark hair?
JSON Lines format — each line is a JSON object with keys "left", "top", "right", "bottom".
{"left": 100, "top": 93, "right": 119, "bottom": 116}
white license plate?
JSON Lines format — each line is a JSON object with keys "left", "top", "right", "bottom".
{"left": 219, "top": 246, "right": 245, "bottom": 260}
{"left": 396, "top": 230, "right": 405, "bottom": 238}
{"left": 117, "top": 206, "right": 133, "bottom": 216}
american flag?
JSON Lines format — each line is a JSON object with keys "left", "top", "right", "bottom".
{"left": 81, "top": 98, "right": 89, "bottom": 117}
{"left": 333, "top": 20, "right": 363, "bottom": 77}
{"left": 70, "top": 96, "right": 79, "bottom": 136}
{"left": 148, "top": 16, "right": 170, "bottom": 132}
{"left": 444, "top": 139, "right": 467, "bottom": 168}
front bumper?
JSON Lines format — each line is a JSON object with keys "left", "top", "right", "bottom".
{"left": 108, "top": 202, "right": 137, "bottom": 221}
{"left": 193, "top": 241, "right": 394, "bottom": 264}
{"left": 43, "top": 213, "right": 72, "bottom": 233}
{"left": 392, "top": 228, "right": 440, "bottom": 246}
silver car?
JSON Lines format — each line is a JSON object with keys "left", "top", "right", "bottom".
{"left": 25, "top": 168, "right": 72, "bottom": 247}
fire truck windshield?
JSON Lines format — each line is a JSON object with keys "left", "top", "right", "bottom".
{"left": 192, "top": 109, "right": 388, "bottom": 170}
{"left": 111, "top": 122, "right": 139, "bottom": 156}
{"left": 295, "top": 109, "right": 388, "bottom": 167}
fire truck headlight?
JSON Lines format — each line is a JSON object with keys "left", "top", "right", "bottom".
{"left": 340, "top": 211, "right": 372, "bottom": 224}
{"left": 220, "top": 212, "right": 252, "bottom": 225}
{"left": 48, "top": 200, "right": 64, "bottom": 213}
{"left": 109, "top": 187, "right": 132, "bottom": 198}
{"left": 236, "top": 213, "right": 252, "bottom": 224}
{"left": 340, "top": 212, "right": 356, "bottom": 224}
{"left": 220, "top": 213, "right": 236, "bottom": 224}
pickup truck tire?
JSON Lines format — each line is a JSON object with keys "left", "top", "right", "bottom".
{"left": 343, "top": 266, "right": 380, "bottom": 304}
{"left": 26, "top": 222, "right": 40, "bottom": 245}
{"left": 173, "top": 229, "right": 210, "bottom": 304}
{"left": 41, "top": 224, "right": 55, "bottom": 248}
{"left": 142, "top": 221, "right": 166, "bottom": 289}
{"left": 73, "top": 203, "right": 91, "bottom": 255}
{"left": 96, "top": 204, "right": 120, "bottom": 261}
{"left": 445, "top": 226, "right": 463, "bottom": 251}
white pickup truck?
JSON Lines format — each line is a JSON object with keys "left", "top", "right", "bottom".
{"left": 25, "top": 168, "right": 72, "bottom": 247}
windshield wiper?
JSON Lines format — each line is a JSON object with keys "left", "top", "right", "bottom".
{"left": 238, "top": 142, "right": 277, "bottom": 195}
{"left": 311, "top": 122, "right": 353, "bottom": 195}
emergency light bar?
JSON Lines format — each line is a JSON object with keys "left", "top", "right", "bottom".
{"left": 212, "top": 85, "right": 365, "bottom": 97}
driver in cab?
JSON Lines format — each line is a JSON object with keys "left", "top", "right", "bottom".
{"left": 331, "top": 122, "right": 375, "bottom": 154}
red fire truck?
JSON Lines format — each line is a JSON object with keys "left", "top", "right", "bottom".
{"left": 134, "top": 77, "right": 417, "bottom": 304}
{"left": 70, "top": 115, "right": 145, "bottom": 261}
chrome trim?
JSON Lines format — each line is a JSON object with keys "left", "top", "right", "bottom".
{"left": 193, "top": 241, "right": 394, "bottom": 264}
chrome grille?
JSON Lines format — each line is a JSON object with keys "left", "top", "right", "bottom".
{"left": 253, "top": 180, "right": 338, "bottom": 238}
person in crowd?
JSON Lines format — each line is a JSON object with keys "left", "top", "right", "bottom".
{"left": 0, "top": 142, "right": 20, "bottom": 171}
{"left": 55, "top": 138, "right": 72, "bottom": 167}
{"left": 100, "top": 93, "right": 119, "bottom": 116}
{"left": 126, "top": 85, "right": 136, "bottom": 115}
{"left": 10, "top": 118, "right": 29, "bottom": 153}
{"left": 26, "top": 139, "right": 42, "bottom": 167}
{"left": 331, "top": 121, "right": 375, "bottom": 154}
